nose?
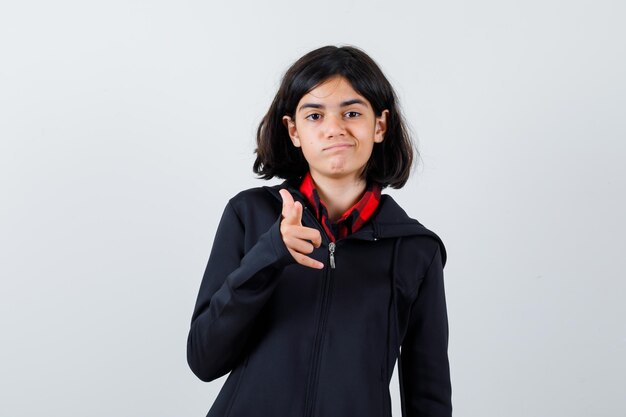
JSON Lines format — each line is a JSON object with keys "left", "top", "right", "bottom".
{"left": 323, "top": 114, "right": 346, "bottom": 138}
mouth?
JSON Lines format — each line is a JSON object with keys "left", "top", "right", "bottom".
{"left": 323, "top": 143, "right": 354, "bottom": 151}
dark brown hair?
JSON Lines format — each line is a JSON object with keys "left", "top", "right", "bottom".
{"left": 253, "top": 45, "right": 415, "bottom": 189}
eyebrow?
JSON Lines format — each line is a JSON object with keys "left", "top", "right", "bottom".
{"left": 297, "top": 98, "right": 368, "bottom": 113}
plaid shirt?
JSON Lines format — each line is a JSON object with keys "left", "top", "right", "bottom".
{"left": 299, "top": 172, "right": 382, "bottom": 242}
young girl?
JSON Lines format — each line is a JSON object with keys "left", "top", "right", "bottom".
{"left": 187, "top": 45, "right": 452, "bottom": 417}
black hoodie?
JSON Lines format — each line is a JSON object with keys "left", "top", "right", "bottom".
{"left": 187, "top": 179, "right": 452, "bottom": 417}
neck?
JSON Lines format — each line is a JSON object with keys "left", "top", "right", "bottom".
{"left": 310, "top": 172, "right": 367, "bottom": 221}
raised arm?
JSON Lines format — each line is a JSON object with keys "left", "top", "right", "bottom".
{"left": 186, "top": 201, "right": 293, "bottom": 382}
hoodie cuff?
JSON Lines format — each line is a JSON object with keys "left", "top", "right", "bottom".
{"left": 268, "top": 215, "right": 297, "bottom": 269}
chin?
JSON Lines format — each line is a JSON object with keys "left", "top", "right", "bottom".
{"left": 326, "top": 164, "right": 349, "bottom": 175}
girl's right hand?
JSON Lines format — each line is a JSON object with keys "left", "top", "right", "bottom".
{"left": 279, "top": 189, "right": 324, "bottom": 269}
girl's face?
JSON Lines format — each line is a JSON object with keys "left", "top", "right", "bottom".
{"left": 282, "top": 75, "right": 388, "bottom": 185}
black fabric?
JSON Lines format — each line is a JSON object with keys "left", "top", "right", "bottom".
{"left": 187, "top": 180, "right": 452, "bottom": 417}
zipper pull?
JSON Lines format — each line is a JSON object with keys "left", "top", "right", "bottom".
{"left": 328, "top": 242, "right": 336, "bottom": 269}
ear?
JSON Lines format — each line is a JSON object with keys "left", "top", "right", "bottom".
{"left": 282, "top": 115, "right": 301, "bottom": 147}
{"left": 374, "top": 109, "right": 389, "bottom": 143}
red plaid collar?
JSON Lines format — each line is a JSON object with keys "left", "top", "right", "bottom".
{"left": 299, "top": 172, "right": 381, "bottom": 242}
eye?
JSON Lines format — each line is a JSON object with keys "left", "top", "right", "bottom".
{"left": 345, "top": 111, "right": 361, "bottom": 118}
{"left": 305, "top": 113, "right": 322, "bottom": 121}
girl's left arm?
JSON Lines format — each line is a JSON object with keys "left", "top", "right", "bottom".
{"left": 398, "top": 242, "right": 452, "bottom": 417}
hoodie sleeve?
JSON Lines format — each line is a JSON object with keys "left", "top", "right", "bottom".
{"left": 399, "top": 243, "right": 452, "bottom": 417}
{"left": 187, "top": 200, "right": 294, "bottom": 382}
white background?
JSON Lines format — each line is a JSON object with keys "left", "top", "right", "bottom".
{"left": 1, "top": 1, "right": 625, "bottom": 416}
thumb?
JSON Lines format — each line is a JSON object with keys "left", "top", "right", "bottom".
{"left": 279, "top": 189, "right": 300, "bottom": 225}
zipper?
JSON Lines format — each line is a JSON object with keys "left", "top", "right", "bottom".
{"left": 301, "top": 205, "right": 333, "bottom": 417}
{"left": 297, "top": 197, "right": 376, "bottom": 417}
{"left": 328, "top": 242, "right": 336, "bottom": 269}
{"left": 303, "top": 262, "right": 334, "bottom": 417}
